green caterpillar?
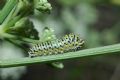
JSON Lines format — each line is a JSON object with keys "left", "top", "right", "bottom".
{"left": 28, "top": 33, "right": 84, "bottom": 57}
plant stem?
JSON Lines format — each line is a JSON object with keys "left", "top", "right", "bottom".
{"left": 0, "top": 0, "right": 17, "bottom": 24}
{"left": 0, "top": 43, "right": 120, "bottom": 68}
{"left": 21, "top": 37, "right": 41, "bottom": 43}
{"left": 0, "top": 32, "right": 40, "bottom": 43}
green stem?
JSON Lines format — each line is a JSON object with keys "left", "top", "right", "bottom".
{"left": 2, "top": 15, "right": 21, "bottom": 31}
{"left": 21, "top": 37, "right": 41, "bottom": 43}
{"left": 1, "top": 6, "right": 17, "bottom": 28}
{"left": 0, "top": 32, "right": 40, "bottom": 43}
{"left": 0, "top": 0, "right": 17, "bottom": 24}
{"left": 0, "top": 43, "right": 120, "bottom": 68}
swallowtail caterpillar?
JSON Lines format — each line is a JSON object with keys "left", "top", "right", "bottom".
{"left": 28, "top": 33, "right": 84, "bottom": 57}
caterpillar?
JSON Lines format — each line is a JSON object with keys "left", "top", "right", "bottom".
{"left": 28, "top": 33, "right": 84, "bottom": 57}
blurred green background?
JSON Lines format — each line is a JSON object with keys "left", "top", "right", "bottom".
{"left": 1, "top": 0, "right": 120, "bottom": 80}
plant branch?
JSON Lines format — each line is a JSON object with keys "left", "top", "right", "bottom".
{"left": 0, "top": 0, "right": 17, "bottom": 24}
{"left": 0, "top": 43, "right": 120, "bottom": 68}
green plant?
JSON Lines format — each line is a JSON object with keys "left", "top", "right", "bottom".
{"left": 0, "top": 0, "right": 120, "bottom": 68}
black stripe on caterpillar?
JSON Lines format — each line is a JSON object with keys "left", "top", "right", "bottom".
{"left": 28, "top": 33, "right": 84, "bottom": 57}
